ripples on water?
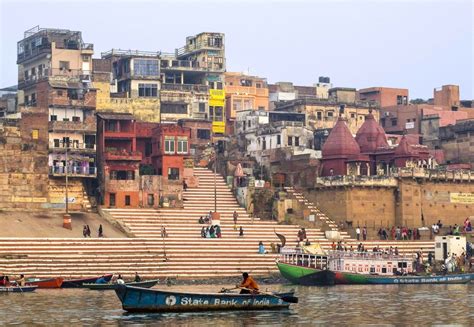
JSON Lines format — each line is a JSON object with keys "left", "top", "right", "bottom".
{"left": 0, "top": 284, "right": 472, "bottom": 326}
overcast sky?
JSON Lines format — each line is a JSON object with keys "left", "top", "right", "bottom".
{"left": 0, "top": 0, "right": 472, "bottom": 99}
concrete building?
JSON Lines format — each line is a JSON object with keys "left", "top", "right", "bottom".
{"left": 357, "top": 87, "right": 409, "bottom": 107}
{"left": 328, "top": 87, "right": 357, "bottom": 104}
{"left": 437, "top": 119, "right": 474, "bottom": 167}
{"left": 434, "top": 85, "right": 460, "bottom": 107}
{"left": 224, "top": 72, "right": 269, "bottom": 119}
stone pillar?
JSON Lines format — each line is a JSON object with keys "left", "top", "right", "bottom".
{"left": 366, "top": 163, "right": 370, "bottom": 176}
{"left": 356, "top": 163, "right": 361, "bottom": 176}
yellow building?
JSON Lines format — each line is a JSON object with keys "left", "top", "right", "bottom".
{"left": 225, "top": 72, "right": 269, "bottom": 119}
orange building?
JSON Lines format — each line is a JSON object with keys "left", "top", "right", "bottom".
{"left": 225, "top": 72, "right": 269, "bottom": 119}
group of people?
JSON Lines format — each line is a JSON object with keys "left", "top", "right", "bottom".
{"left": 0, "top": 274, "right": 25, "bottom": 287}
{"left": 200, "top": 225, "right": 222, "bottom": 238}
{"left": 82, "top": 224, "right": 103, "bottom": 238}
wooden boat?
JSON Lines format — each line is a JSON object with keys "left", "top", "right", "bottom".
{"left": 84, "top": 279, "right": 159, "bottom": 290}
{"left": 0, "top": 285, "right": 38, "bottom": 293}
{"left": 277, "top": 250, "right": 474, "bottom": 286}
{"left": 61, "top": 274, "right": 113, "bottom": 288}
{"left": 26, "top": 277, "right": 63, "bottom": 288}
{"left": 114, "top": 285, "right": 297, "bottom": 312}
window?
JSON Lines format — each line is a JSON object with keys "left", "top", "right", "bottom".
{"left": 327, "top": 111, "right": 334, "bottom": 117}
{"left": 243, "top": 100, "right": 252, "bottom": 110}
{"left": 382, "top": 267, "right": 387, "bottom": 274}
{"left": 127, "top": 171, "right": 134, "bottom": 180}
{"left": 277, "top": 135, "right": 281, "bottom": 145}
{"left": 147, "top": 194, "right": 154, "bottom": 206}
{"left": 164, "top": 137, "right": 175, "bottom": 154}
{"left": 81, "top": 55, "right": 90, "bottom": 62}
{"left": 161, "top": 103, "right": 187, "bottom": 114}
{"left": 256, "top": 83, "right": 261, "bottom": 88}
{"left": 57, "top": 90, "right": 63, "bottom": 96}
{"left": 38, "top": 64, "right": 43, "bottom": 76}
{"left": 145, "top": 142, "right": 152, "bottom": 157}
{"left": 125, "top": 195, "right": 131, "bottom": 206}
{"left": 59, "top": 61, "right": 70, "bottom": 70}
{"left": 211, "top": 106, "right": 223, "bottom": 122}
{"left": 317, "top": 112, "right": 322, "bottom": 120}
{"left": 72, "top": 116, "right": 81, "bottom": 122}
{"left": 381, "top": 118, "right": 385, "bottom": 127}
{"left": 177, "top": 138, "right": 188, "bottom": 154}
{"left": 31, "top": 129, "right": 39, "bottom": 140}
{"left": 50, "top": 115, "right": 57, "bottom": 121}
{"left": 138, "top": 83, "right": 158, "bottom": 97}
{"left": 216, "top": 82, "right": 223, "bottom": 90}
{"left": 31, "top": 67, "right": 36, "bottom": 76}
{"left": 295, "top": 137, "right": 300, "bottom": 146}
{"left": 63, "top": 117, "right": 70, "bottom": 122}
{"left": 197, "top": 129, "right": 210, "bottom": 139}
{"left": 397, "top": 95, "right": 403, "bottom": 105}
{"left": 288, "top": 136, "right": 293, "bottom": 146}
{"left": 110, "top": 170, "right": 134, "bottom": 180}
{"left": 391, "top": 118, "right": 398, "bottom": 126}
{"left": 109, "top": 193, "right": 116, "bottom": 207}
{"left": 106, "top": 121, "right": 117, "bottom": 132}
{"left": 168, "top": 167, "right": 180, "bottom": 180}
{"left": 262, "top": 138, "right": 267, "bottom": 150}
{"left": 134, "top": 59, "right": 159, "bottom": 76}
{"left": 350, "top": 113, "right": 355, "bottom": 118}
{"left": 199, "top": 102, "right": 206, "bottom": 113}
{"left": 258, "top": 106, "right": 265, "bottom": 110}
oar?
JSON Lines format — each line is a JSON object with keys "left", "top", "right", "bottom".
{"left": 238, "top": 287, "right": 298, "bottom": 303}
{"left": 219, "top": 286, "right": 239, "bottom": 293}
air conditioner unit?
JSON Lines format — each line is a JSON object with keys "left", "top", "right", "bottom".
{"left": 384, "top": 112, "right": 390, "bottom": 117}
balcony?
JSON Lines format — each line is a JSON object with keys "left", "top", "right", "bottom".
{"left": 104, "top": 149, "right": 142, "bottom": 161}
{"left": 176, "top": 40, "right": 223, "bottom": 57}
{"left": 161, "top": 83, "right": 209, "bottom": 93}
{"left": 226, "top": 85, "right": 269, "bottom": 97}
{"left": 18, "top": 68, "right": 91, "bottom": 90}
{"left": 48, "top": 121, "right": 96, "bottom": 133}
{"left": 17, "top": 44, "right": 51, "bottom": 64}
{"left": 49, "top": 166, "right": 97, "bottom": 178}
{"left": 49, "top": 141, "right": 96, "bottom": 153}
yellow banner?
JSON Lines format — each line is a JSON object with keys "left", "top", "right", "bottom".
{"left": 212, "top": 121, "right": 225, "bottom": 134}
{"left": 209, "top": 99, "right": 225, "bottom": 107}
{"left": 209, "top": 89, "right": 225, "bottom": 100}
{"left": 450, "top": 193, "right": 474, "bottom": 204}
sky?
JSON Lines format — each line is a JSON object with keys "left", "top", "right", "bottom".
{"left": 0, "top": 0, "right": 472, "bottom": 99}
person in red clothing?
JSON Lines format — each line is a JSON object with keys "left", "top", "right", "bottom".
{"left": 237, "top": 272, "right": 259, "bottom": 294}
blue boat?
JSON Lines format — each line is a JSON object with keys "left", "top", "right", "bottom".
{"left": 115, "top": 285, "right": 297, "bottom": 312}
{"left": 0, "top": 285, "right": 38, "bottom": 293}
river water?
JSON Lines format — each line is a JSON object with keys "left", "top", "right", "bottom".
{"left": 1, "top": 284, "right": 472, "bottom": 326}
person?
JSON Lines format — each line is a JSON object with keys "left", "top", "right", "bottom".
{"left": 301, "top": 228, "right": 307, "bottom": 240}
{"left": 356, "top": 226, "right": 361, "bottom": 241}
{"left": 83, "top": 225, "right": 88, "bottom": 238}
{"left": 96, "top": 275, "right": 108, "bottom": 284}
{"left": 134, "top": 272, "right": 141, "bottom": 283}
{"left": 116, "top": 274, "right": 125, "bottom": 285}
{"left": 98, "top": 224, "right": 103, "bottom": 238}
{"left": 362, "top": 226, "right": 367, "bottom": 241}
{"left": 198, "top": 216, "right": 205, "bottom": 224}
{"left": 453, "top": 224, "right": 460, "bottom": 236}
{"left": 237, "top": 272, "right": 259, "bottom": 294}
{"left": 305, "top": 239, "right": 311, "bottom": 246}
{"left": 17, "top": 274, "right": 25, "bottom": 287}
{"left": 239, "top": 226, "right": 244, "bottom": 237}
{"left": 205, "top": 226, "right": 210, "bottom": 238}
{"left": 201, "top": 227, "right": 206, "bottom": 238}
{"left": 215, "top": 225, "right": 222, "bottom": 238}
{"left": 233, "top": 211, "right": 238, "bottom": 227}
{"left": 258, "top": 241, "right": 266, "bottom": 254}
{"left": 182, "top": 180, "right": 188, "bottom": 191}
{"left": 161, "top": 226, "right": 168, "bottom": 238}
{"left": 0, "top": 275, "right": 9, "bottom": 286}
{"left": 437, "top": 220, "right": 443, "bottom": 229}
{"left": 209, "top": 225, "right": 216, "bottom": 238}
{"left": 394, "top": 247, "right": 399, "bottom": 256}
{"left": 270, "top": 242, "right": 277, "bottom": 253}
{"left": 86, "top": 225, "right": 91, "bottom": 237}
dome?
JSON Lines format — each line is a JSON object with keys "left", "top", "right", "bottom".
{"left": 355, "top": 111, "right": 389, "bottom": 153}
{"left": 394, "top": 135, "right": 416, "bottom": 156}
{"left": 322, "top": 117, "right": 361, "bottom": 157}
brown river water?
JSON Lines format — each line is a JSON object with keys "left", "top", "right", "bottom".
{"left": 0, "top": 283, "right": 472, "bottom": 326}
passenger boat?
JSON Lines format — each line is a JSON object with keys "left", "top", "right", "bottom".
{"left": 277, "top": 249, "right": 474, "bottom": 286}
{"left": 114, "top": 285, "right": 297, "bottom": 312}
{"left": 84, "top": 279, "right": 159, "bottom": 290}
{"left": 0, "top": 285, "right": 38, "bottom": 293}
{"left": 61, "top": 274, "right": 113, "bottom": 288}
{"left": 26, "top": 277, "right": 64, "bottom": 288}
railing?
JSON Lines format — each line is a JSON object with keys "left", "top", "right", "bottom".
{"left": 176, "top": 40, "right": 223, "bottom": 56}
{"left": 101, "top": 49, "right": 160, "bottom": 58}
{"left": 104, "top": 150, "right": 142, "bottom": 161}
{"left": 279, "top": 253, "right": 329, "bottom": 270}
{"left": 49, "top": 141, "right": 96, "bottom": 151}
{"left": 19, "top": 68, "right": 91, "bottom": 89}
{"left": 326, "top": 250, "right": 409, "bottom": 260}
{"left": 161, "top": 83, "right": 209, "bottom": 93}
{"left": 225, "top": 85, "right": 269, "bottom": 96}
{"left": 82, "top": 43, "right": 94, "bottom": 51}
{"left": 49, "top": 166, "right": 97, "bottom": 177}
{"left": 17, "top": 44, "right": 51, "bottom": 62}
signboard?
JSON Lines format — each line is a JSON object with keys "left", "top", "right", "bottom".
{"left": 450, "top": 193, "right": 474, "bottom": 204}
{"left": 50, "top": 197, "right": 76, "bottom": 204}
{"left": 212, "top": 121, "right": 225, "bottom": 134}
{"left": 209, "top": 99, "right": 225, "bottom": 107}
{"left": 405, "top": 121, "right": 415, "bottom": 129}
{"left": 254, "top": 180, "right": 265, "bottom": 188}
{"left": 209, "top": 89, "right": 225, "bottom": 100}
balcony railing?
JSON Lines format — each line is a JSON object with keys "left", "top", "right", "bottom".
{"left": 49, "top": 141, "right": 96, "bottom": 152}
{"left": 49, "top": 166, "right": 97, "bottom": 177}
{"left": 161, "top": 83, "right": 209, "bottom": 93}
{"left": 104, "top": 149, "right": 142, "bottom": 161}
{"left": 19, "top": 68, "right": 91, "bottom": 89}
{"left": 176, "top": 40, "right": 223, "bottom": 56}
{"left": 225, "top": 85, "right": 269, "bottom": 96}
{"left": 48, "top": 121, "right": 96, "bottom": 133}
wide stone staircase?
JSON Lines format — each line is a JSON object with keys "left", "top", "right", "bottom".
{"left": 0, "top": 168, "right": 435, "bottom": 279}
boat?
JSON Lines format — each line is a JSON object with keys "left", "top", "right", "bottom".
{"left": 61, "top": 274, "right": 113, "bottom": 288}
{"left": 26, "top": 277, "right": 64, "bottom": 288}
{"left": 277, "top": 249, "right": 474, "bottom": 286}
{"left": 114, "top": 285, "right": 297, "bottom": 312}
{"left": 84, "top": 279, "right": 159, "bottom": 290}
{"left": 0, "top": 285, "right": 38, "bottom": 293}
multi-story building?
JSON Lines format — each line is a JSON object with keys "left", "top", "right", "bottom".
{"left": 357, "top": 87, "right": 409, "bottom": 107}
{"left": 224, "top": 72, "right": 269, "bottom": 119}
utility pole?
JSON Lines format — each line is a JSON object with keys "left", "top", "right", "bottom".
{"left": 63, "top": 140, "right": 71, "bottom": 229}
{"left": 214, "top": 144, "right": 217, "bottom": 213}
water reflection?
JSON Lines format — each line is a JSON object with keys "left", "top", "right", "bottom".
{"left": 0, "top": 284, "right": 472, "bottom": 326}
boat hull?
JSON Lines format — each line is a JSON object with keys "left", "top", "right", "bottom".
{"left": 0, "top": 286, "right": 38, "bottom": 293}
{"left": 115, "top": 285, "right": 292, "bottom": 312}
{"left": 84, "top": 279, "right": 159, "bottom": 290}
{"left": 26, "top": 277, "right": 63, "bottom": 288}
{"left": 277, "top": 261, "right": 334, "bottom": 286}
{"left": 62, "top": 274, "right": 113, "bottom": 288}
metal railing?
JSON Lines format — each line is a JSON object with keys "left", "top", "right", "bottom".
{"left": 161, "top": 83, "right": 209, "bottom": 93}
{"left": 49, "top": 166, "right": 97, "bottom": 176}
{"left": 176, "top": 41, "right": 223, "bottom": 56}
{"left": 101, "top": 49, "right": 160, "bottom": 58}
{"left": 49, "top": 141, "right": 96, "bottom": 151}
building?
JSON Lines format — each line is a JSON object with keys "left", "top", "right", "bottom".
{"left": 357, "top": 87, "right": 409, "bottom": 107}
{"left": 224, "top": 72, "right": 269, "bottom": 120}
{"left": 178, "top": 119, "right": 212, "bottom": 150}
{"left": 434, "top": 85, "right": 460, "bottom": 107}
{"left": 328, "top": 87, "right": 357, "bottom": 104}
{"left": 275, "top": 99, "right": 378, "bottom": 135}
{"left": 320, "top": 111, "right": 435, "bottom": 177}
{"left": 437, "top": 119, "right": 474, "bottom": 167}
